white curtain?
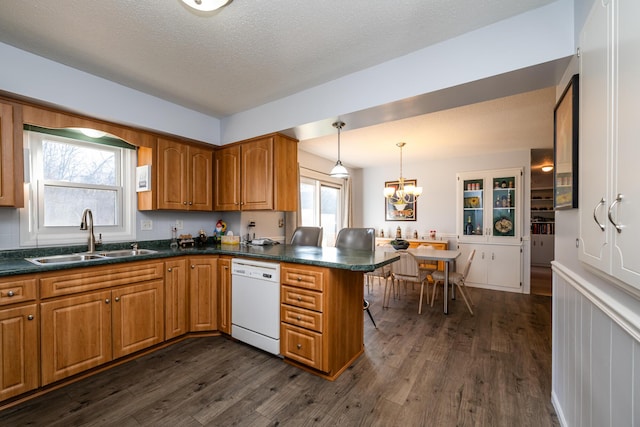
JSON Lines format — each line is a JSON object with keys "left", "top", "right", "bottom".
{"left": 342, "top": 176, "right": 352, "bottom": 228}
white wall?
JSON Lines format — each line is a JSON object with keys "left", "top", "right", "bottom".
{"left": 550, "top": 23, "right": 640, "bottom": 425}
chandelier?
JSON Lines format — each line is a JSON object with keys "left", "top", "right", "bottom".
{"left": 383, "top": 142, "right": 422, "bottom": 211}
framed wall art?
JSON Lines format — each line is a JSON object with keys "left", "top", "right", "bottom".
{"left": 554, "top": 74, "right": 579, "bottom": 209}
{"left": 384, "top": 179, "right": 417, "bottom": 221}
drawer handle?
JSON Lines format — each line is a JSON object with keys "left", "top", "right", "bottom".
{"left": 7, "top": 290, "right": 14, "bottom": 297}
{"left": 296, "top": 316, "right": 301, "bottom": 321}
{"left": 27, "top": 314, "right": 34, "bottom": 321}
{"left": 296, "top": 344, "right": 302, "bottom": 349}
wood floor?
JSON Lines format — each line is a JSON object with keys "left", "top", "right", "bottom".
{"left": 0, "top": 282, "right": 558, "bottom": 426}
{"left": 531, "top": 266, "right": 553, "bottom": 296}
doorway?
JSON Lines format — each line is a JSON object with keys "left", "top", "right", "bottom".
{"left": 530, "top": 149, "right": 554, "bottom": 296}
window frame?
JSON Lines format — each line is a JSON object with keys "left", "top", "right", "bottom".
{"left": 299, "top": 168, "right": 344, "bottom": 246}
{"left": 19, "top": 130, "right": 136, "bottom": 248}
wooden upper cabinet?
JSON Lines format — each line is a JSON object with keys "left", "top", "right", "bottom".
{"left": 0, "top": 101, "right": 24, "bottom": 207}
{"left": 156, "top": 138, "right": 213, "bottom": 211}
{"left": 214, "top": 133, "right": 298, "bottom": 211}
{"left": 214, "top": 145, "right": 241, "bottom": 210}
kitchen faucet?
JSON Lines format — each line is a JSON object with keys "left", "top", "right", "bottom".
{"left": 80, "top": 208, "right": 101, "bottom": 253}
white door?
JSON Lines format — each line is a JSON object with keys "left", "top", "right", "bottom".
{"left": 487, "top": 245, "right": 522, "bottom": 289}
{"left": 578, "top": 0, "right": 611, "bottom": 270}
{"left": 611, "top": 0, "right": 640, "bottom": 288}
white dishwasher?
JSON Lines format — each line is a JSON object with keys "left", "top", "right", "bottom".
{"left": 231, "top": 258, "right": 281, "bottom": 356}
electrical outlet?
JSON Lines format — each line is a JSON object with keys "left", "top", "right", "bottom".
{"left": 175, "top": 220, "right": 184, "bottom": 230}
{"left": 278, "top": 218, "right": 284, "bottom": 228}
{"left": 141, "top": 220, "right": 153, "bottom": 230}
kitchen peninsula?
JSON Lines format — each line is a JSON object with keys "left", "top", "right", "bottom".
{"left": 0, "top": 242, "right": 398, "bottom": 407}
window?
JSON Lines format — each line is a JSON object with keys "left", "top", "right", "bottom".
{"left": 300, "top": 170, "right": 344, "bottom": 246}
{"left": 20, "top": 128, "right": 136, "bottom": 247}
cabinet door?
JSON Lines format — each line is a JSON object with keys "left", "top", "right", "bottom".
{"left": 217, "top": 258, "right": 231, "bottom": 334}
{"left": 242, "top": 137, "right": 274, "bottom": 210}
{"left": 611, "top": 0, "right": 640, "bottom": 287}
{"left": 578, "top": 0, "right": 611, "bottom": 270}
{"left": 157, "top": 138, "right": 188, "bottom": 210}
{"left": 459, "top": 175, "right": 486, "bottom": 241}
{"left": 41, "top": 290, "right": 112, "bottom": 385}
{"left": 0, "top": 102, "right": 23, "bottom": 207}
{"left": 112, "top": 280, "right": 164, "bottom": 359}
{"left": 214, "top": 145, "right": 241, "bottom": 211}
{"left": 0, "top": 304, "right": 38, "bottom": 400}
{"left": 165, "top": 259, "right": 188, "bottom": 339}
{"left": 189, "top": 257, "right": 218, "bottom": 332}
{"left": 188, "top": 146, "right": 213, "bottom": 211}
{"left": 488, "top": 173, "right": 520, "bottom": 243}
{"left": 486, "top": 245, "right": 522, "bottom": 289}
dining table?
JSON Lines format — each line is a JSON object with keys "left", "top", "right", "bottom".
{"left": 407, "top": 247, "right": 461, "bottom": 314}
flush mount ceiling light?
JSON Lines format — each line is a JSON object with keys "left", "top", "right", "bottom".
{"left": 78, "top": 128, "right": 107, "bottom": 138}
{"left": 181, "top": 0, "right": 230, "bottom": 12}
{"left": 329, "top": 121, "right": 349, "bottom": 178}
{"left": 541, "top": 164, "right": 554, "bottom": 172}
{"left": 383, "top": 142, "right": 423, "bottom": 211}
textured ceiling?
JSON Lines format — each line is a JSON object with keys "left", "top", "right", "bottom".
{"left": 0, "top": 0, "right": 556, "bottom": 118}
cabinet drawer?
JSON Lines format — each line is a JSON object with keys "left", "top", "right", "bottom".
{"left": 41, "top": 261, "right": 164, "bottom": 298}
{"left": 281, "top": 323, "right": 323, "bottom": 371}
{"left": 281, "top": 285, "right": 323, "bottom": 312}
{"left": 281, "top": 266, "right": 324, "bottom": 291}
{"left": 0, "top": 277, "right": 37, "bottom": 306}
{"left": 281, "top": 304, "right": 323, "bottom": 332}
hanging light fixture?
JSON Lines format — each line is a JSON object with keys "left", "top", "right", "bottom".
{"left": 383, "top": 142, "right": 423, "bottom": 211}
{"left": 329, "top": 121, "right": 349, "bottom": 178}
{"left": 181, "top": 0, "right": 230, "bottom": 12}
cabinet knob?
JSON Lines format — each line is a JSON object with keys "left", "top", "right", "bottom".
{"left": 296, "top": 316, "right": 301, "bottom": 321}
{"left": 105, "top": 298, "right": 110, "bottom": 304}
{"left": 7, "top": 290, "right": 14, "bottom": 297}
{"left": 189, "top": 201, "right": 193, "bottom": 205}
{"left": 27, "top": 314, "right": 34, "bottom": 321}
{"left": 191, "top": 264, "right": 196, "bottom": 269}
{"left": 115, "top": 297, "right": 120, "bottom": 302}
{"left": 168, "top": 267, "right": 172, "bottom": 272}
{"left": 297, "top": 296, "right": 302, "bottom": 302}
{"left": 296, "top": 344, "right": 302, "bottom": 349}
{"left": 297, "top": 276, "right": 302, "bottom": 281}
{"left": 183, "top": 201, "right": 188, "bottom": 205}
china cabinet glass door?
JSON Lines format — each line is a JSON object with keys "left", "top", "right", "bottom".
{"left": 490, "top": 176, "right": 516, "bottom": 238}
{"left": 462, "top": 178, "right": 484, "bottom": 237}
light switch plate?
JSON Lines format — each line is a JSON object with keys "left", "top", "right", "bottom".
{"left": 141, "top": 220, "right": 153, "bottom": 230}
{"left": 175, "top": 220, "right": 184, "bottom": 230}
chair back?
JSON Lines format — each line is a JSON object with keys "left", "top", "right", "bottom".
{"left": 391, "top": 251, "right": 420, "bottom": 278}
{"left": 460, "top": 249, "right": 476, "bottom": 279}
{"left": 290, "top": 226, "right": 323, "bottom": 247}
{"left": 335, "top": 228, "right": 375, "bottom": 251}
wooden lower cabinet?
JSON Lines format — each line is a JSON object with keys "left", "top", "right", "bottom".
{"left": 217, "top": 257, "right": 231, "bottom": 334}
{"left": 39, "top": 262, "right": 166, "bottom": 386}
{"left": 189, "top": 257, "right": 218, "bottom": 332}
{"left": 0, "top": 304, "right": 38, "bottom": 400}
{"left": 280, "top": 263, "right": 363, "bottom": 380}
{"left": 41, "top": 290, "right": 112, "bottom": 385}
{"left": 165, "top": 258, "right": 188, "bottom": 339}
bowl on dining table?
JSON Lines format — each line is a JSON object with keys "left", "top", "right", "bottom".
{"left": 390, "top": 239, "right": 410, "bottom": 250}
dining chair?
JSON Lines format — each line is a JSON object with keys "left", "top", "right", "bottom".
{"left": 389, "top": 250, "right": 432, "bottom": 314}
{"left": 430, "top": 249, "right": 475, "bottom": 315}
{"left": 335, "top": 227, "right": 377, "bottom": 328}
{"left": 290, "top": 226, "right": 323, "bottom": 247}
{"left": 365, "top": 244, "right": 394, "bottom": 295}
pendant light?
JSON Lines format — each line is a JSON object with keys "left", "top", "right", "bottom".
{"left": 330, "top": 121, "right": 349, "bottom": 178}
{"left": 181, "top": 0, "right": 230, "bottom": 12}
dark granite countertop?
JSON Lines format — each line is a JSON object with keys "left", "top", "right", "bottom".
{"left": 0, "top": 241, "right": 399, "bottom": 277}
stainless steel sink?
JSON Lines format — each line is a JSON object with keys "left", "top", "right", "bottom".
{"left": 98, "top": 249, "right": 157, "bottom": 258}
{"left": 26, "top": 248, "right": 157, "bottom": 266}
{"left": 27, "top": 253, "right": 106, "bottom": 266}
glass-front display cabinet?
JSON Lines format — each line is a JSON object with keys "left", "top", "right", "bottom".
{"left": 457, "top": 168, "right": 522, "bottom": 243}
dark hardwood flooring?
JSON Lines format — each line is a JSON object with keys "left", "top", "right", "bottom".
{"left": 531, "top": 266, "right": 552, "bottom": 296}
{"left": 0, "top": 282, "right": 557, "bottom": 426}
